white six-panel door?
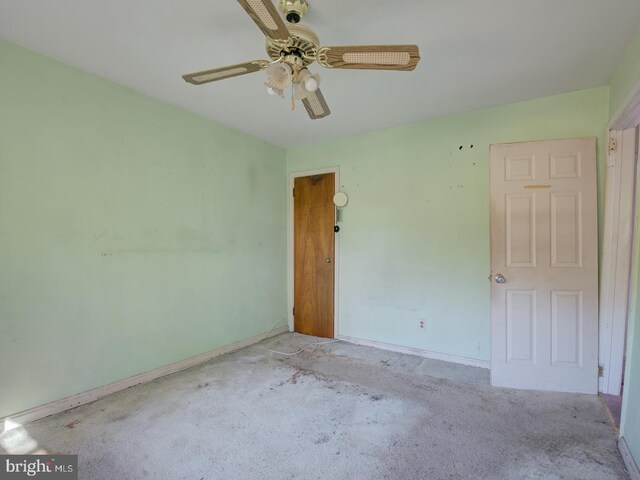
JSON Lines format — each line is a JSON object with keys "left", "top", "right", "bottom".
{"left": 490, "top": 138, "right": 599, "bottom": 394}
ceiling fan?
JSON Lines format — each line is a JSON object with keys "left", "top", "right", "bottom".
{"left": 182, "top": 0, "right": 421, "bottom": 119}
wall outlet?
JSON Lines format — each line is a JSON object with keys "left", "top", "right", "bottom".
{"left": 418, "top": 319, "right": 426, "bottom": 330}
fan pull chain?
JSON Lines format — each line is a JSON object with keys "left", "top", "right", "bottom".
{"left": 290, "top": 83, "right": 295, "bottom": 111}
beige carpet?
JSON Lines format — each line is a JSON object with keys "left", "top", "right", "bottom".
{"left": 0, "top": 333, "right": 629, "bottom": 479}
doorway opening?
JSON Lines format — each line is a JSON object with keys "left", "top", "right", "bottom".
{"left": 599, "top": 78, "right": 640, "bottom": 440}
{"left": 599, "top": 126, "right": 639, "bottom": 428}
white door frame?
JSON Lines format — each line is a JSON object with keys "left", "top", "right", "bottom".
{"left": 599, "top": 128, "right": 638, "bottom": 394}
{"left": 599, "top": 77, "right": 640, "bottom": 394}
{"left": 288, "top": 167, "right": 340, "bottom": 337}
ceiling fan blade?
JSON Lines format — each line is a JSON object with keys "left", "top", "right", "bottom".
{"left": 182, "top": 60, "right": 269, "bottom": 85}
{"left": 237, "top": 0, "right": 291, "bottom": 42}
{"left": 301, "top": 88, "right": 331, "bottom": 119}
{"left": 317, "top": 45, "right": 420, "bottom": 71}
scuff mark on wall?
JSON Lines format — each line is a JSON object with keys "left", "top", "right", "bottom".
{"left": 90, "top": 229, "right": 110, "bottom": 246}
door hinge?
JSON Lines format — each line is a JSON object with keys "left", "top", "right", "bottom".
{"left": 292, "top": 307, "right": 295, "bottom": 316}
{"left": 292, "top": 188, "right": 295, "bottom": 197}
{"left": 598, "top": 365, "right": 604, "bottom": 377}
{"left": 609, "top": 137, "right": 618, "bottom": 153}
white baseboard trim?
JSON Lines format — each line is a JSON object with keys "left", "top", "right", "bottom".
{"left": 620, "top": 436, "right": 640, "bottom": 480}
{"left": 337, "top": 335, "right": 490, "bottom": 369}
{"left": 2, "top": 326, "right": 289, "bottom": 429}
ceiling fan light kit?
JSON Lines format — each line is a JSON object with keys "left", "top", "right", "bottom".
{"left": 182, "top": 0, "right": 421, "bottom": 119}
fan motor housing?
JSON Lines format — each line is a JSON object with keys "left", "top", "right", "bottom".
{"left": 265, "top": 24, "right": 319, "bottom": 67}
{"left": 279, "top": 0, "right": 308, "bottom": 23}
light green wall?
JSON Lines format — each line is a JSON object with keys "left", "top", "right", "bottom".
{"left": 0, "top": 40, "right": 287, "bottom": 418}
{"left": 610, "top": 27, "right": 640, "bottom": 118}
{"left": 612, "top": 26, "right": 640, "bottom": 469}
{"left": 0, "top": 31, "right": 628, "bottom": 429}
{"left": 287, "top": 87, "right": 609, "bottom": 362}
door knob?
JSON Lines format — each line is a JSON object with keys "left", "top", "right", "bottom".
{"left": 325, "top": 258, "right": 332, "bottom": 264}
{"left": 494, "top": 274, "right": 506, "bottom": 284}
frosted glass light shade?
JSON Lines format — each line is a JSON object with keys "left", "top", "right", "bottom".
{"left": 292, "top": 68, "right": 320, "bottom": 100}
{"left": 265, "top": 62, "right": 293, "bottom": 91}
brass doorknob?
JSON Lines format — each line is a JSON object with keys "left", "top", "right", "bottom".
{"left": 325, "top": 258, "right": 332, "bottom": 264}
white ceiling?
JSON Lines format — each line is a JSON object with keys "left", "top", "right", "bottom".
{"left": 1, "top": 1, "right": 640, "bottom": 148}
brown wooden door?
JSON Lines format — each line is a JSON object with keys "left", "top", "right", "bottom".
{"left": 294, "top": 173, "right": 335, "bottom": 338}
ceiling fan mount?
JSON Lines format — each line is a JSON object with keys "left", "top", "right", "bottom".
{"left": 279, "top": 0, "right": 308, "bottom": 24}
{"left": 182, "top": 0, "right": 421, "bottom": 119}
